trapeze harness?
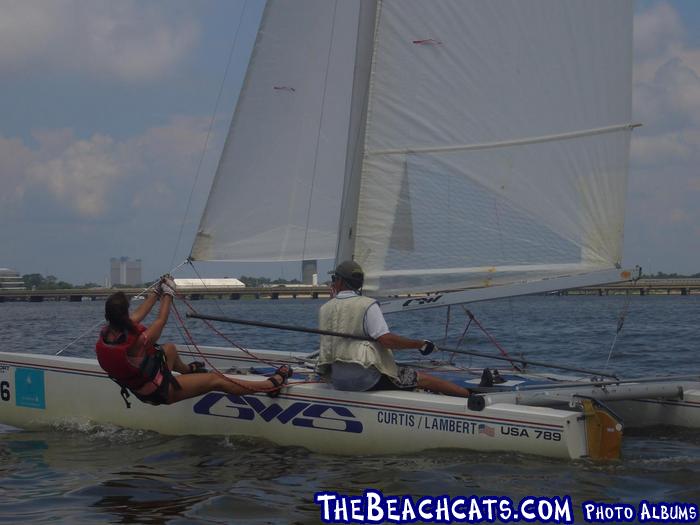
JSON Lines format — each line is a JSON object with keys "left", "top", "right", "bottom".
{"left": 95, "top": 324, "right": 180, "bottom": 407}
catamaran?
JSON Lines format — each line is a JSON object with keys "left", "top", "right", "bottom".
{"left": 1, "top": 0, "right": 698, "bottom": 460}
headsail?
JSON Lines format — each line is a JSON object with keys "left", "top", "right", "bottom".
{"left": 191, "top": 0, "right": 362, "bottom": 262}
{"left": 338, "top": 0, "right": 635, "bottom": 295}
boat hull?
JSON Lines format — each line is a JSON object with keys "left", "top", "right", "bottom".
{"left": 0, "top": 350, "right": 600, "bottom": 460}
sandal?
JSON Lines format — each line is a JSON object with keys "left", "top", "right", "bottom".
{"left": 266, "top": 365, "right": 293, "bottom": 397}
{"left": 187, "top": 361, "right": 208, "bottom": 374}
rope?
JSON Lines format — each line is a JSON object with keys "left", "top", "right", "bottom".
{"left": 461, "top": 306, "right": 523, "bottom": 371}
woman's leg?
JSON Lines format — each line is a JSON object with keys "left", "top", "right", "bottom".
{"left": 166, "top": 369, "right": 289, "bottom": 404}
{"left": 416, "top": 371, "right": 471, "bottom": 397}
{"left": 161, "top": 343, "right": 190, "bottom": 374}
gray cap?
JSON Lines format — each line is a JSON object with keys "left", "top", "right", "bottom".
{"left": 332, "top": 260, "right": 364, "bottom": 290}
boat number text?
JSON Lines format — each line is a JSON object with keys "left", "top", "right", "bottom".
{"left": 0, "top": 381, "right": 10, "bottom": 402}
{"left": 501, "top": 426, "right": 562, "bottom": 441}
{"left": 193, "top": 393, "right": 363, "bottom": 433}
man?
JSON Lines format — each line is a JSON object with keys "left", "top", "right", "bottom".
{"left": 317, "top": 260, "right": 471, "bottom": 397}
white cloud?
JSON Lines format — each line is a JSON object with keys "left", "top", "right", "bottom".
{"left": 0, "top": 0, "right": 198, "bottom": 82}
{"left": 27, "top": 134, "right": 122, "bottom": 217}
{"left": 632, "top": 3, "right": 700, "bottom": 169}
{"left": 1, "top": 116, "right": 221, "bottom": 219}
{"left": 633, "top": 2, "right": 684, "bottom": 61}
{"left": 627, "top": 2, "right": 700, "bottom": 273}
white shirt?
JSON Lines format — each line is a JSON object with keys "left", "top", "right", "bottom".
{"left": 334, "top": 290, "right": 389, "bottom": 339}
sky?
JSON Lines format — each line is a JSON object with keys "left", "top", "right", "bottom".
{"left": 1, "top": 0, "right": 699, "bottom": 284}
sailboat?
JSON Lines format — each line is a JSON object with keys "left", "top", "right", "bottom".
{"left": 1, "top": 0, "right": 698, "bottom": 460}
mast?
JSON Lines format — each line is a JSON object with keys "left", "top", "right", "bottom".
{"left": 336, "top": 0, "right": 380, "bottom": 264}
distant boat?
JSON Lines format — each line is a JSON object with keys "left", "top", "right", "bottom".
{"left": 1, "top": 0, "right": 697, "bottom": 460}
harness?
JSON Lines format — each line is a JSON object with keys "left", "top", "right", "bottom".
{"left": 95, "top": 324, "right": 174, "bottom": 408}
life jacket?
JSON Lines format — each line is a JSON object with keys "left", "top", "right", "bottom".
{"left": 95, "top": 323, "right": 160, "bottom": 391}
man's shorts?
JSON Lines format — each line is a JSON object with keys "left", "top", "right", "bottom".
{"left": 370, "top": 365, "right": 418, "bottom": 391}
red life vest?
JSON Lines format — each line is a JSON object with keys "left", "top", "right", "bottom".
{"left": 95, "top": 323, "right": 158, "bottom": 390}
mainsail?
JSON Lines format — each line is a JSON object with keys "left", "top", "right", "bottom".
{"left": 340, "top": 0, "right": 635, "bottom": 295}
{"left": 192, "top": 0, "right": 635, "bottom": 298}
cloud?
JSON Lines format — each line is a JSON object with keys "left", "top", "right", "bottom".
{"left": 27, "top": 134, "right": 122, "bottom": 217}
{"left": 1, "top": 116, "right": 222, "bottom": 220}
{"left": 626, "top": 2, "right": 700, "bottom": 273}
{"left": 633, "top": 3, "right": 700, "bottom": 126}
{"left": 0, "top": 0, "right": 199, "bottom": 82}
{"left": 633, "top": 2, "right": 684, "bottom": 61}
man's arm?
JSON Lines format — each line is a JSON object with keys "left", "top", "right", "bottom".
{"left": 376, "top": 332, "right": 424, "bottom": 350}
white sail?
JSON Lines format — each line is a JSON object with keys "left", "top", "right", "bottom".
{"left": 191, "top": 0, "right": 361, "bottom": 262}
{"left": 339, "top": 0, "right": 635, "bottom": 294}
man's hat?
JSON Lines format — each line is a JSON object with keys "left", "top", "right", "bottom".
{"left": 331, "top": 260, "right": 364, "bottom": 290}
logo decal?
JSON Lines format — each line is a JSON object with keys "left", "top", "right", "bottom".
{"left": 193, "top": 393, "right": 363, "bottom": 434}
{"left": 15, "top": 368, "right": 46, "bottom": 409}
{"left": 402, "top": 295, "right": 443, "bottom": 308}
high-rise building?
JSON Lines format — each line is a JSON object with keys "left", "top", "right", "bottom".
{"left": 109, "top": 257, "right": 142, "bottom": 286}
{"left": 302, "top": 259, "right": 317, "bottom": 285}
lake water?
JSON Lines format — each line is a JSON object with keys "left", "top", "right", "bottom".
{"left": 0, "top": 295, "right": 698, "bottom": 523}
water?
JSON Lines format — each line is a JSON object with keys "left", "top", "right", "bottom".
{"left": 0, "top": 296, "right": 699, "bottom": 523}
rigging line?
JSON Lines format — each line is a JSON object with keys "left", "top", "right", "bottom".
{"left": 461, "top": 306, "right": 523, "bottom": 372}
{"left": 55, "top": 260, "right": 190, "bottom": 357}
{"left": 442, "top": 305, "right": 453, "bottom": 364}
{"left": 453, "top": 314, "right": 474, "bottom": 368}
{"left": 603, "top": 290, "right": 632, "bottom": 371}
{"left": 491, "top": 194, "right": 517, "bottom": 340}
{"left": 182, "top": 260, "right": 280, "bottom": 368}
{"left": 300, "top": 0, "right": 339, "bottom": 264}
{"left": 187, "top": 311, "right": 618, "bottom": 378}
{"left": 169, "top": 0, "right": 250, "bottom": 268}
{"left": 169, "top": 300, "right": 282, "bottom": 395}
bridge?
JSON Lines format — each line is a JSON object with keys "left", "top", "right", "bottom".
{"left": 0, "top": 286, "right": 332, "bottom": 302}
{"left": 1, "top": 279, "right": 698, "bottom": 303}
{"left": 566, "top": 278, "right": 700, "bottom": 296}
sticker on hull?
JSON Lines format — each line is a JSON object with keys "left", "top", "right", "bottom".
{"left": 15, "top": 368, "right": 46, "bottom": 409}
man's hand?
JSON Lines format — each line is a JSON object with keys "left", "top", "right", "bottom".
{"left": 420, "top": 340, "right": 437, "bottom": 356}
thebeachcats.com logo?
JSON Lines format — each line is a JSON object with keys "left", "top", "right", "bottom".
{"left": 313, "top": 489, "right": 699, "bottom": 524}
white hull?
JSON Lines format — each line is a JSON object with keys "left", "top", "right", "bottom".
{"left": 1, "top": 347, "right": 697, "bottom": 460}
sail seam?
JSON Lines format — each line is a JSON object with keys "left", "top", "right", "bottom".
{"left": 367, "top": 123, "right": 639, "bottom": 156}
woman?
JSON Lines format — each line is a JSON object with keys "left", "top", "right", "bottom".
{"left": 95, "top": 277, "right": 291, "bottom": 407}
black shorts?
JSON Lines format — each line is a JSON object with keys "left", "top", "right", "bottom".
{"left": 369, "top": 366, "right": 419, "bottom": 391}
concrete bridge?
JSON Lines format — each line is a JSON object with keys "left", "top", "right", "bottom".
{"left": 0, "top": 286, "right": 332, "bottom": 302}
{"left": 1, "top": 279, "right": 698, "bottom": 303}
{"left": 563, "top": 278, "right": 700, "bottom": 296}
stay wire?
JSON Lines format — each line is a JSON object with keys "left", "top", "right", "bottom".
{"left": 603, "top": 290, "right": 632, "bottom": 372}
{"left": 169, "top": 0, "right": 250, "bottom": 268}
{"left": 54, "top": 259, "right": 190, "bottom": 356}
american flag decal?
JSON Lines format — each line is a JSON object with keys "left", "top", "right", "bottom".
{"left": 478, "top": 424, "right": 495, "bottom": 437}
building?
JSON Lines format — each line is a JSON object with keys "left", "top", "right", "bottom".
{"left": 302, "top": 259, "right": 318, "bottom": 286}
{"left": 109, "top": 257, "right": 142, "bottom": 286}
{"left": 0, "top": 268, "right": 26, "bottom": 290}
{"left": 173, "top": 278, "right": 245, "bottom": 289}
